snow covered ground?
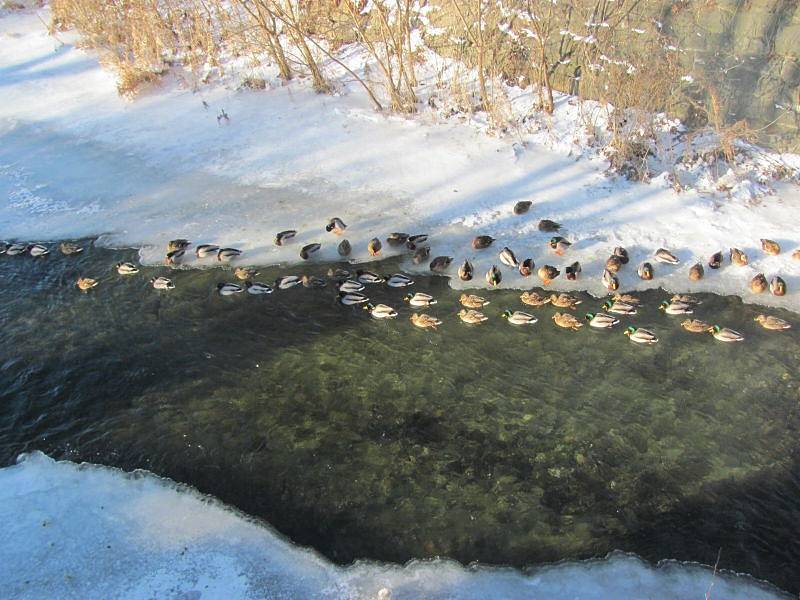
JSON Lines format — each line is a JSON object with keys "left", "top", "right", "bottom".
{"left": 0, "top": 452, "right": 791, "bottom": 600}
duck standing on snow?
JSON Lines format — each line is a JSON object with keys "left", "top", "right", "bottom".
{"left": 165, "top": 248, "right": 185, "bottom": 265}
{"left": 708, "top": 325, "right": 744, "bottom": 342}
{"left": 612, "top": 247, "right": 629, "bottom": 264}
{"left": 750, "top": 273, "right": 768, "bottom": 294}
{"left": 338, "top": 240, "right": 352, "bottom": 256}
{"left": 624, "top": 326, "right": 658, "bottom": 344}
{"left": 754, "top": 315, "right": 790, "bottom": 330}
{"left": 688, "top": 263, "right": 704, "bottom": 281}
{"left": 502, "top": 310, "right": 537, "bottom": 325}
{"left": 565, "top": 261, "right": 581, "bottom": 281}
{"left": 325, "top": 218, "right": 347, "bottom": 235}
{"left": 458, "top": 309, "right": 488, "bottom": 324}
{"left": 412, "top": 246, "right": 430, "bottom": 265}
{"left": 274, "top": 230, "right": 297, "bottom": 246}
{"left": 406, "top": 234, "right": 428, "bottom": 250}
{"left": 538, "top": 219, "right": 561, "bottom": 232}
{"left": 486, "top": 265, "right": 502, "bottom": 287}
{"left": 519, "top": 258, "right": 534, "bottom": 277}
{"left": 499, "top": 247, "right": 518, "bottom": 267}
{"left": 300, "top": 243, "right": 321, "bottom": 260}
{"left": 602, "top": 269, "right": 619, "bottom": 291}
{"left": 404, "top": 292, "right": 436, "bottom": 307}
{"left": 548, "top": 236, "right": 571, "bottom": 255}
{"left": 681, "top": 319, "right": 711, "bottom": 333}
{"left": 537, "top": 265, "right": 559, "bottom": 285}
{"left": 730, "top": 248, "right": 748, "bottom": 266}
{"left": 59, "top": 242, "right": 83, "bottom": 255}
{"left": 770, "top": 276, "right": 786, "bottom": 296}
{"left": 638, "top": 262, "right": 654, "bottom": 280}
{"left": 761, "top": 239, "right": 780, "bottom": 255}
{"left": 429, "top": 256, "right": 453, "bottom": 272}
{"left": 460, "top": 294, "right": 489, "bottom": 308}
{"left": 410, "top": 313, "right": 441, "bottom": 330}
{"left": 167, "top": 239, "right": 191, "bottom": 253}
{"left": 196, "top": 244, "right": 220, "bottom": 258}
{"left": 386, "top": 233, "right": 409, "bottom": 247}
{"left": 115, "top": 262, "right": 139, "bottom": 275}
{"left": 552, "top": 312, "right": 582, "bottom": 330}
{"left": 513, "top": 201, "right": 532, "bottom": 215}
{"left": 364, "top": 303, "right": 398, "bottom": 319}
{"left": 368, "top": 238, "right": 382, "bottom": 256}
{"left": 654, "top": 248, "right": 679, "bottom": 264}
{"left": 217, "top": 247, "right": 242, "bottom": 262}
{"left": 605, "top": 255, "right": 623, "bottom": 274}
{"left": 708, "top": 251, "right": 723, "bottom": 269}
{"left": 585, "top": 312, "right": 619, "bottom": 328}
{"left": 793, "top": 249, "right": 800, "bottom": 261}
{"left": 472, "top": 235, "right": 495, "bottom": 250}
{"left": 458, "top": 260, "right": 473, "bottom": 281}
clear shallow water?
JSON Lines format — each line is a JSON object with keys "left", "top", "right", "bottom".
{"left": 1, "top": 243, "right": 799, "bottom": 593}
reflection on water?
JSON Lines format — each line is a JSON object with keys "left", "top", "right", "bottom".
{"left": 0, "top": 242, "right": 799, "bottom": 593}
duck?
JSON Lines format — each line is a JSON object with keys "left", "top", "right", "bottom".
{"left": 328, "top": 268, "right": 351, "bottom": 280}
{"left": 552, "top": 312, "right": 583, "bottom": 330}
{"left": 612, "top": 293, "right": 641, "bottom": 305}
{"left": 486, "top": 265, "right": 502, "bottom": 286}
{"left": 793, "top": 249, "right": 800, "bottom": 261}
{"left": 340, "top": 291, "right": 369, "bottom": 305}
{"left": 548, "top": 236, "right": 571, "bottom": 255}
{"left": 602, "top": 269, "right": 619, "bottom": 291}
{"left": 195, "top": 244, "right": 220, "bottom": 258}
{"left": 386, "top": 232, "right": 409, "bottom": 247}
{"left": 761, "top": 239, "right": 780, "bottom": 255}
{"left": 605, "top": 255, "right": 622, "bottom": 274}
{"left": 538, "top": 219, "right": 561, "bottom": 232}
{"left": 499, "top": 247, "right": 518, "bottom": 267}
{"left": 659, "top": 300, "right": 694, "bottom": 315}
{"left": 602, "top": 299, "right": 637, "bottom": 315}
{"left": 681, "top": 318, "right": 711, "bottom": 333}
{"left": 406, "top": 234, "right": 428, "bottom": 250}
{"left": 325, "top": 217, "right": 347, "bottom": 235}
{"left": 234, "top": 266, "right": 258, "bottom": 280}
{"left": 217, "top": 282, "right": 244, "bottom": 296}
{"left": 708, "top": 325, "right": 744, "bottom": 342}
{"left": 513, "top": 200, "right": 532, "bottom": 215}
{"left": 5, "top": 243, "right": 28, "bottom": 256}
{"left": 770, "top": 276, "right": 786, "bottom": 296}
{"left": 165, "top": 248, "right": 185, "bottom": 265}
{"left": 624, "top": 326, "right": 658, "bottom": 344}
{"left": 688, "top": 263, "right": 704, "bottom": 281}
{"left": 150, "top": 276, "right": 175, "bottom": 290}
{"left": 612, "top": 247, "right": 629, "bottom": 264}
{"left": 637, "top": 262, "right": 654, "bottom": 280}
{"left": 585, "top": 312, "right": 619, "bottom": 328}
{"left": 115, "top": 262, "right": 139, "bottom": 275}
{"left": 338, "top": 279, "right": 365, "bottom": 293}
{"left": 520, "top": 291, "right": 550, "bottom": 307}
{"left": 338, "top": 240, "right": 352, "bottom": 257}
{"left": 245, "top": 281, "right": 273, "bottom": 295}
{"left": 671, "top": 294, "right": 701, "bottom": 306}
{"left": 730, "top": 248, "right": 748, "bottom": 266}
{"left": 404, "top": 292, "right": 436, "bottom": 307}
{"left": 300, "top": 243, "right": 321, "bottom": 260}
{"left": 519, "top": 258, "right": 534, "bottom": 277}
{"left": 754, "top": 314, "right": 791, "bottom": 330}
{"left": 708, "top": 251, "right": 723, "bottom": 269}
{"left": 551, "top": 293, "right": 581, "bottom": 310}
{"left": 472, "top": 235, "right": 495, "bottom": 250}
{"left": 750, "top": 273, "right": 768, "bottom": 294}
{"left": 357, "top": 269, "right": 385, "bottom": 284}
{"left": 458, "top": 309, "right": 488, "bottom": 324}
{"left": 364, "top": 303, "right": 398, "bottom": 319}
{"left": 412, "top": 246, "right": 431, "bottom": 264}
{"left": 410, "top": 313, "right": 441, "bottom": 330}
{"left": 217, "top": 247, "right": 242, "bottom": 262}
{"left": 502, "top": 310, "right": 537, "bottom": 325}
{"left": 301, "top": 275, "right": 327, "bottom": 288}
{"left": 458, "top": 260, "right": 474, "bottom": 282}
{"left": 28, "top": 244, "right": 49, "bottom": 257}
{"left": 537, "top": 265, "right": 560, "bottom": 285}
{"left": 368, "top": 238, "right": 382, "bottom": 256}
{"left": 654, "top": 248, "right": 679, "bottom": 264}
{"left": 275, "top": 275, "right": 302, "bottom": 290}
{"left": 274, "top": 230, "right": 297, "bottom": 246}
{"left": 460, "top": 294, "right": 489, "bottom": 309}
{"left": 429, "top": 256, "right": 453, "bottom": 272}
{"left": 76, "top": 277, "right": 98, "bottom": 291}
{"left": 59, "top": 242, "right": 83, "bottom": 255}
{"left": 167, "top": 239, "right": 191, "bottom": 253}
{"left": 0, "top": 241, "right": 7, "bottom": 254}
{"left": 565, "top": 261, "right": 581, "bottom": 281}
{"left": 386, "top": 273, "right": 414, "bottom": 288}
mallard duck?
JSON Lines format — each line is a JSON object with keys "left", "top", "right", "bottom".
{"left": 364, "top": 303, "right": 397, "bottom": 319}
{"left": 513, "top": 200, "right": 532, "bottom": 215}
{"left": 337, "top": 240, "right": 352, "bottom": 256}
{"left": 6, "top": 243, "right": 28, "bottom": 256}
{"left": 357, "top": 270, "right": 385, "bottom": 284}
{"left": 624, "top": 326, "right": 658, "bottom": 344}
{"left": 565, "top": 261, "right": 581, "bottom": 281}
{"left": 793, "top": 249, "right": 800, "bottom": 261}
{"left": 537, "top": 265, "right": 559, "bottom": 285}
{"left": 325, "top": 217, "right": 347, "bottom": 235}
{"left": 338, "top": 279, "right": 365, "bottom": 293}
{"left": 708, "top": 251, "right": 723, "bottom": 269}
{"left": 659, "top": 300, "right": 694, "bottom": 315}
{"left": 301, "top": 275, "right": 326, "bottom": 288}
{"left": 486, "top": 265, "right": 502, "bottom": 286}
{"left": 605, "top": 255, "right": 622, "bottom": 274}
{"left": 770, "top": 276, "right": 786, "bottom": 296}
{"left": 328, "top": 268, "right": 351, "bottom": 280}
{"left": 245, "top": 281, "right": 273, "bottom": 295}
{"left": 502, "top": 310, "right": 537, "bottom": 325}
{"left": 552, "top": 312, "right": 582, "bottom": 330}
{"left": 688, "top": 263, "right": 704, "bottom": 281}
{"left": 459, "top": 260, "right": 474, "bottom": 282}
{"left": 602, "top": 299, "right": 637, "bottom": 315}
{"left": 217, "top": 282, "right": 244, "bottom": 296}
{"left": 274, "top": 230, "right": 297, "bottom": 246}
{"left": 638, "top": 262, "right": 654, "bottom": 280}
{"left": 28, "top": 244, "right": 49, "bottom": 257}
{"left": 750, "top": 273, "right": 768, "bottom": 294}
{"left": 519, "top": 258, "right": 534, "bottom": 277}
{"left": 612, "top": 247, "right": 629, "bottom": 264}
{"left": 520, "top": 291, "right": 550, "bottom": 307}
{"left": 76, "top": 277, "right": 98, "bottom": 291}
{"left": 195, "top": 244, "right": 220, "bottom": 258}
{"left": 387, "top": 273, "right": 414, "bottom": 288}
{"left": 460, "top": 294, "right": 489, "bottom": 309}
{"left": 472, "top": 235, "right": 495, "bottom": 250}
{"left": 115, "top": 262, "right": 139, "bottom": 275}
{"left": 458, "top": 308, "right": 488, "bottom": 324}
{"left": 412, "top": 246, "right": 431, "bottom": 264}
{"left": 217, "top": 247, "right": 242, "bottom": 262}
{"left": 612, "top": 293, "right": 641, "bottom": 305}
{"left": 654, "top": 248, "right": 679, "bottom": 264}
{"left": 550, "top": 293, "right": 581, "bottom": 309}
{"left": 150, "top": 276, "right": 175, "bottom": 290}
{"left": 300, "top": 243, "right": 321, "bottom": 260}
{"left": 681, "top": 319, "right": 711, "bottom": 333}
{"left": 0, "top": 241, "right": 7, "bottom": 254}
{"left": 709, "top": 325, "right": 744, "bottom": 342}
{"left": 275, "top": 275, "right": 302, "bottom": 290}
{"left": 410, "top": 313, "right": 441, "bottom": 330}
{"left": 234, "top": 266, "right": 258, "bottom": 280}
{"left": 602, "top": 269, "right": 619, "bottom": 291}
{"left": 761, "top": 239, "right": 780, "bottom": 255}
{"left": 340, "top": 291, "right": 369, "bottom": 305}
{"left": 386, "top": 232, "right": 409, "bottom": 247}
{"left": 730, "top": 248, "right": 748, "bottom": 266}
{"left": 59, "top": 242, "right": 83, "bottom": 255}
{"left": 429, "top": 256, "right": 453, "bottom": 272}
{"left": 499, "top": 247, "right": 518, "bottom": 267}
{"left": 368, "top": 238, "right": 382, "bottom": 256}
{"left": 165, "top": 248, "right": 185, "bottom": 265}
{"left": 405, "top": 234, "right": 428, "bottom": 250}
{"left": 538, "top": 219, "right": 561, "bottom": 232}
{"left": 404, "top": 292, "right": 436, "bottom": 307}
{"left": 585, "top": 312, "right": 619, "bottom": 328}
{"left": 167, "top": 239, "right": 191, "bottom": 253}
{"left": 671, "top": 294, "right": 701, "bottom": 305}
{"left": 754, "top": 314, "right": 790, "bottom": 330}
{"left": 548, "top": 236, "right": 571, "bottom": 255}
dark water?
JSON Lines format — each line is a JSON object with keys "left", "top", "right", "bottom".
{"left": 1, "top": 243, "right": 799, "bottom": 593}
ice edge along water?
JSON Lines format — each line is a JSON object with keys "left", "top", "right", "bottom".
{"left": 0, "top": 452, "right": 792, "bottom": 600}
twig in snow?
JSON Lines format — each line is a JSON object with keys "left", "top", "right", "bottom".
{"left": 705, "top": 548, "right": 722, "bottom": 600}
{"left": 217, "top": 109, "right": 229, "bottom": 125}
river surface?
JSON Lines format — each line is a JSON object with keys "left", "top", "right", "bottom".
{"left": 1, "top": 244, "right": 799, "bottom": 593}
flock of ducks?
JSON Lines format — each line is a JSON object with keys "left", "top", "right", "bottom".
{"left": 2, "top": 201, "right": 796, "bottom": 344}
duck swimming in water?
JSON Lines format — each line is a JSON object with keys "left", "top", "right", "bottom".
{"left": 460, "top": 294, "right": 489, "bottom": 309}
{"left": 76, "top": 277, "right": 98, "bottom": 291}
{"left": 364, "top": 303, "right": 398, "bottom": 319}
{"left": 659, "top": 300, "right": 694, "bottom": 315}
{"left": 458, "top": 309, "right": 488, "bottom": 324}
{"left": 624, "top": 326, "right": 658, "bottom": 344}
{"left": 340, "top": 291, "right": 369, "bottom": 306}
{"left": 552, "top": 312, "right": 583, "bottom": 330}
{"left": 602, "top": 299, "right": 637, "bottom": 315}
{"left": 550, "top": 293, "right": 581, "bottom": 310}
{"left": 754, "top": 315, "right": 791, "bottom": 330}
{"left": 59, "top": 242, "right": 83, "bottom": 255}
{"left": 28, "top": 244, "right": 49, "bottom": 257}
{"left": 150, "top": 276, "right": 175, "bottom": 290}
{"left": 217, "top": 282, "right": 244, "bottom": 296}
{"left": 681, "top": 319, "right": 711, "bottom": 333}
{"left": 115, "top": 262, "right": 139, "bottom": 275}
{"left": 520, "top": 291, "right": 550, "bottom": 307}
{"left": 708, "top": 325, "right": 744, "bottom": 342}
{"left": 404, "top": 292, "right": 436, "bottom": 307}
{"left": 502, "top": 310, "right": 537, "bottom": 326}
{"left": 357, "top": 270, "right": 385, "bottom": 284}
{"left": 386, "top": 273, "right": 414, "bottom": 288}
{"left": 584, "top": 312, "right": 619, "bottom": 328}
{"left": 245, "top": 281, "right": 273, "bottom": 295}
{"left": 234, "top": 267, "right": 258, "bottom": 280}
{"left": 410, "top": 313, "right": 441, "bottom": 330}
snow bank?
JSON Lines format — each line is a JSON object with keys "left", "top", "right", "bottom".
{"left": 0, "top": 8, "right": 798, "bottom": 313}
{"left": 0, "top": 452, "right": 790, "bottom": 600}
